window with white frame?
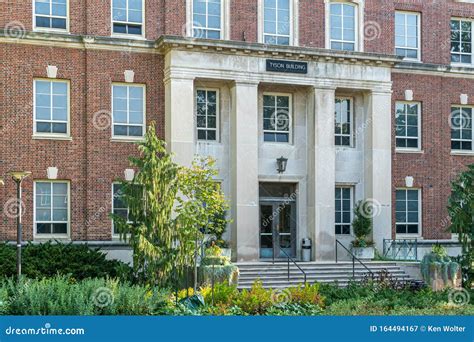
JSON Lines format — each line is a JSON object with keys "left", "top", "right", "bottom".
{"left": 112, "top": 183, "right": 129, "bottom": 235}
{"left": 263, "top": 0, "right": 291, "bottom": 45}
{"left": 335, "top": 98, "right": 352, "bottom": 146}
{"left": 196, "top": 89, "right": 218, "bottom": 141}
{"left": 335, "top": 187, "right": 351, "bottom": 235}
{"left": 395, "top": 102, "right": 421, "bottom": 150}
{"left": 395, "top": 189, "right": 420, "bottom": 235}
{"left": 451, "top": 19, "right": 472, "bottom": 64}
{"left": 329, "top": 2, "right": 357, "bottom": 51}
{"left": 34, "top": 80, "right": 69, "bottom": 136}
{"left": 34, "top": 0, "right": 68, "bottom": 30}
{"left": 112, "top": 84, "right": 145, "bottom": 138}
{"left": 451, "top": 106, "right": 473, "bottom": 151}
{"left": 263, "top": 94, "right": 291, "bottom": 143}
{"left": 395, "top": 12, "right": 420, "bottom": 60}
{"left": 193, "top": 0, "right": 222, "bottom": 39}
{"left": 35, "top": 181, "right": 69, "bottom": 236}
{"left": 112, "top": 0, "right": 144, "bottom": 36}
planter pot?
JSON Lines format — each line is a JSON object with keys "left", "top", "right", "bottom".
{"left": 352, "top": 247, "right": 375, "bottom": 260}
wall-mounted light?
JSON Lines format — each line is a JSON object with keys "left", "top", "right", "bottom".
{"left": 405, "top": 176, "right": 414, "bottom": 188}
{"left": 276, "top": 157, "right": 288, "bottom": 174}
{"left": 124, "top": 169, "right": 135, "bottom": 182}
{"left": 47, "top": 167, "right": 58, "bottom": 180}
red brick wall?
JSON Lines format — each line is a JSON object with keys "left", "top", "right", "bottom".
{"left": 392, "top": 73, "right": 473, "bottom": 239}
{"left": 0, "top": 43, "right": 164, "bottom": 241}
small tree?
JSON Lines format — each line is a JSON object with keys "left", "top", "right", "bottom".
{"left": 112, "top": 123, "right": 229, "bottom": 287}
{"left": 352, "top": 200, "right": 373, "bottom": 248}
{"left": 448, "top": 164, "right": 474, "bottom": 287}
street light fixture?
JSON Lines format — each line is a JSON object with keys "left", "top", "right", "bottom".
{"left": 9, "top": 171, "right": 31, "bottom": 281}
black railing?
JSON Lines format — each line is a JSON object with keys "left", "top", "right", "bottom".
{"left": 383, "top": 239, "right": 418, "bottom": 261}
{"left": 335, "top": 240, "right": 374, "bottom": 278}
{"left": 273, "top": 248, "right": 307, "bottom": 284}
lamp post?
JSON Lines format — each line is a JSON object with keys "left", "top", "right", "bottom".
{"left": 9, "top": 171, "right": 31, "bottom": 281}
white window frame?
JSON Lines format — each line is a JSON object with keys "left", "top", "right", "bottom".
{"left": 111, "top": 83, "right": 146, "bottom": 141}
{"left": 451, "top": 105, "right": 474, "bottom": 153}
{"left": 395, "top": 11, "right": 421, "bottom": 62}
{"left": 335, "top": 186, "right": 353, "bottom": 235}
{"left": 111, "top": 182, "right": 132, "bottom": 237}
{"left": 33, "top": 0, "right": 70, "bottom": 33}
{"left": 451, "top": 17, "right": 474, "bottom": 67}
{"left": 33, "top": 79, "right": 70, "bottom": 139}
{"left": 325, "top": 0, "right": 364, "bottom": 52}
{"left": 33, "top": 180, "right": 70, "bottom": 239}
{"left": 111, "top": 0, "right": 146, "bottom": 39}
{"left": 335, "top": 96, "right": 354, "bottom": 147}
{"left": 262, "top": 92, "right": 293, "bottom": 144}
{"left": 187, "top": 0, "right": 229, "bottom": 40}
{"left": 258, "top": 0, "right": 299, "bottom": 46}
{"left": 195, "top": 88, "right": 220, "bottom": 142}
{"left": 395, "top": 101, "right": 422, "bottom": 152}
{"left": 395, "top": 188, "right": 422, "bottom": 238}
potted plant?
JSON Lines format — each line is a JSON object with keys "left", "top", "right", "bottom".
{"left": 351, "top": 200, "right": 375, "bottom": 260}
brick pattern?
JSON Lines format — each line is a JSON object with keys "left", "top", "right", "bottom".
{"left": 1, "top": 0, "right": 474, "bottom": 242}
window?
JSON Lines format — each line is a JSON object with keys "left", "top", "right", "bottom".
{"left": 329, "top": 2, "right": 357, "bottom": 51}
{"left": 396, "top": 189, "right": 420, "bottom": 235}
{"left": 34, "top": 80, "right": 69, "bottom": 136}
{"left": 196, "top": 89, "right": 218, "bottom": 141}
{"left": 335, "top": 187, "right": 351, "bottom": 235}
{"left": 263, "top": 94, "right": 291, "bottom": 143}
{"left": 451, "top": 19, "right": 473, "bottom": 64}
{"left": 263, "top": 0, "right": 291, "bottom": 45}
{"left": 335, "top": 98, "right": 352, "bottom": 146}
{"left": 112, "top": 0, "right": 144, "bottom": 36}
{"left": 112, "top": 84, "right": 145, "bottom": 138}
{"left": 34, "top": 181, "right": 69, "bottom": 236}
{"left": 193, "top": 0, "right": 222, "bottom": 39}
{"left": 395, "top": 102, "right": 421, "bottom": 150}
{"left": 395, "top": 12, "right": 420, "bottom": 60}
{"left": 112, "top": 183, "right": 129, "bottom": 235}
{"left": 34, "top": 0, "right": 68, "bottom": 30}
{"left": 451, "top": 106, "right": 473, "bottom": 151}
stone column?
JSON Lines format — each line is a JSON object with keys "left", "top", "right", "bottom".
{"left": 364, "top": 90, "right": 392, "bottom": 252}
{"left": 230, "top": 81, "right": 259, "bottom": 262}
{"left": 313, "top": 87, "right": 337, "bottom": 261}
{"left": 164, "top": 76, "right": 195, "bottom": 167}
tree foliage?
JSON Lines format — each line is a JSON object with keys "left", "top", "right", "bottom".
{"left": 352, "top": 200, "right": 373, "bottom": 248}
{"left": 448, "top": 164, "right": 474, "bottom": 287}
{"left": 112, "top": 123, "right": 229, "bottom": 287}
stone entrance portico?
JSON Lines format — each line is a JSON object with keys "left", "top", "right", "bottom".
{"left": 161, "top": 36, "right": 397, "bottom": 262}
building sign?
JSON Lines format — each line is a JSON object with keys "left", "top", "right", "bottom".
{"left": 266, "top": 59, "right": 308, "bottom": 74}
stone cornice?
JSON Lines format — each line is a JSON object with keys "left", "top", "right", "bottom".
{"left": 157, "top": 35, "right": 402, "bottom": 68}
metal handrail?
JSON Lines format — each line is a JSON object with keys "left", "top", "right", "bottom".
{"left": 279, "top": 248, "right": 307, "bottom": 284}
{"left": 335, "top": 240, "right": 374, "bottom": 278}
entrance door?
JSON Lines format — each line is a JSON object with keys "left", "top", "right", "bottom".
{"left": 259, "top": 183, "right": 297, "bottom": 259}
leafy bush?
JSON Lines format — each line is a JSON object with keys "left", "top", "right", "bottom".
{"left": 234, "top": 280, "right": 272, "bottom": 315}
{"left": 287, "top": 283, "right": 324, "bottom": 306}
{"left": 0, "top": 242, "right": 132, "bottom": 281}
{"left": 1, "top": 277, "right": 170, "bottom": 315}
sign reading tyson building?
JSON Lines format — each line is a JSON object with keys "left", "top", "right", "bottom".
{"left": 266, "top": 59, "right": 308, "bottom": 74}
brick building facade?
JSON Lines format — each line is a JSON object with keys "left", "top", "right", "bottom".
{"left": 0, "top": 0, "right": 472, "bottom": 262}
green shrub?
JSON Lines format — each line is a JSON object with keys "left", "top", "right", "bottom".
{"left": 1, "top": 276, "right": 170, "bottom": 316}
{"left": 265, "top": 303, "right": 322, "bottom": 316}
{"left": 287, "top": 283, "right": 324, "bottom": 307}
{"left": 234, "top": 280, "right": 272, "bottom": 315}
{"left": 0, "top": 242, "right": 132, "bottom": 281}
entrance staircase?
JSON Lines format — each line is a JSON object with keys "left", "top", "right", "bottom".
{"left": 236, "top": 261, "right": 417, "bottom": 289}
